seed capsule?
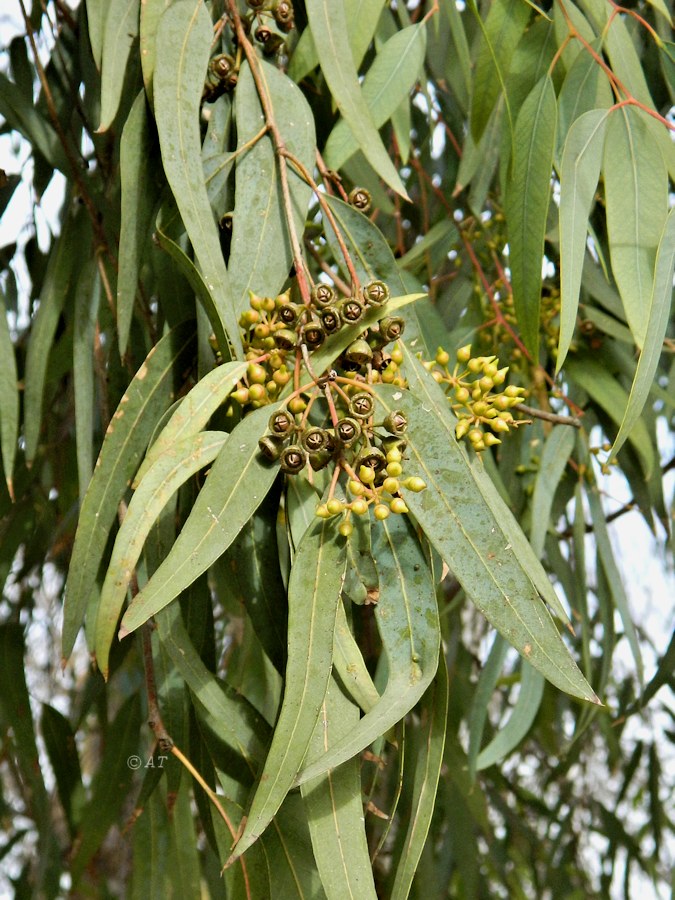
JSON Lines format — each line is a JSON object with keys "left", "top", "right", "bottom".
{"left": 301, "top": 427, "right": 327, "bottom": 453}
{"left": 378, "top": 316, "right": 405, "bottom": 342}
{"left": 273, "top": 329, "right": 297, "bottom": 351}
{"left": 349, "top": 391, "right": 375, "bottom": 419}
{"left": 362, "top": 280, "right": 390, "bottom": 306}
{"left": 356, "top": 448, "right": 386, "bottom": 472}
{"left": 258, "top": 434, "right": 285, "bottom": 461}
{"left": 300, "top": 322, "right": 326, "bottom": 350}
{"left": 309, "top": 448, "right": 334, "bottom": 470}
{"left": 280, "top": 445, "right": 307, "bottom": 474}
{"left": 336, "top": 417, "right": 362, "bottom": 447}
{"left": 268, "top": 410, "right": 294, "bottom": 436}
{"left": 344, "top": 339, "right": 373, "bottom": 367}
{"left": 348, "top": 187, "right": 371, "bottom": 212}
{"left": 339, "top": 297, "right": 365, "bottom": 325}
{"left": 278, "top": 302, "right": 302, "bottom": 325}
{"left": 320, "top": 308, "right": 341, "bottom": 334}
{"left": 311, "top": 283, "right": 337, "bottom": 308}
{"left": 383, "top": 410, "right": 408, "bottom": 436}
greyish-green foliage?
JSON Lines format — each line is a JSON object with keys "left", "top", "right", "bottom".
{"left": 0, "top": 0, "right": 673, "bottom": 896}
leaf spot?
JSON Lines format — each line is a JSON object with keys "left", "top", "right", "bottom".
{"left": 523, "top": 643, "right": 532, "bottom": 656}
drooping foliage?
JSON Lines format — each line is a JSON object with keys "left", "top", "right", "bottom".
{"left": 0, "top": 0, "right": 673, "bottom": 896}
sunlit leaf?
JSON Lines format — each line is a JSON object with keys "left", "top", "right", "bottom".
{"left": 62, "top": 321, "right": 196, "bottom": 659}
{"left": 506, "top": 74, "right": 557, "bottom": 359}
{"left": 153, "top": 0, "right": 243, "bottom": 358}
{"left": 305, "top": 0, "right": 409, "bottom": 198}
{"left": 119, "top": 403, "right": 281, "bottom": 635}
{"left": 558, "top": 108, "right": 610, "bottom": 369}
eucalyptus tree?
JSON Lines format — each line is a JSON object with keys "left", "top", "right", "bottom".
{"left": 0, "top": 0, "right": 673, "bottom": 896}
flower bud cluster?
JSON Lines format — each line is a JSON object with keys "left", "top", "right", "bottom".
{"left": 426, "top": 344, "right": 528, "bottom": 452}
{"left": 258, "top": 394, "right": 426, "bottom": 533}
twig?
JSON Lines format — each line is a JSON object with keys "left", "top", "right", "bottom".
{"left": 514, "top": 403, "right": 582, "bottom": 428}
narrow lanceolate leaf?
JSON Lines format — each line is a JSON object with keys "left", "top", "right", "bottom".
{"left": 529, "top": 426, "right": 576, "bottom": 558}
{"left": 96, "top": 432, "right": 227, "bottom": 678}
{"left": 388, "top": 654, "right": 449, "bottom": 900}
{"left": 377, "top": 376, "right": 596, "bottom": 703}
{"left": 297, "top": 514, "right": 440, "bottom": 784}
{"left": 402, "top": 344, "right": 571, "bottom": 626}
{"left": 0, "top": 287, "right": 19, "bottom": 497}
{"left": 73, "top": 259, "right": 100, "bottom": 499}
{"left": 469, "top": 0, "right": 531, "bottom": 141}
{"left": 154, "top": 201, "right": 231, "bottom": 354}
{"left": 62, "top": 321, "right": 196, "bottom": 660}
{"left": 333, "top": 601, "right": 380, "bottom": 714}
{"left": 603, "top": 107, "right": 668, "bottom": 349}
{"left": 24, "top": 204, "right": 89, "bottom": 465}
{"left": 565, "top": 357, "right": 655, "bottom": 478}
{"left": 156, "top": 603, "right": 269, "bottom": 772}
{"left": 301, "top": 678, "right": 378, "bottom": 900}
{"left": 324, "top": 24, "right": 426, "bottom": 170}
{"left": 118, "top": 90, "right": 159, "bottom": 356}
{"left": 135, "top": 359, "right": 249, "bottom": 484}
{"left": 229, "top": 521, "right": 347, "bottom": 861}
{"left": 558, "top": 109, "right": 610, "bottom": 370}
{"left": 475, "top": 663, "right": 545, "bottom": 770}
{"left": 153, "top": 0, "right": 243, "bottom": 358}
{"left": 611, "top": 208, "right": 675, "bottom": 459}
{"left": 506, "top": 75, "right": 557, "bottom": 360}
{"left": 97, "top": 0, "right": 140, "bottom": 131}
{"left": 139, "top": 0, "right": 172, "bottom": 103}
{"left": 305, "top": 0, "right": 409, "bottom": 198}
{"left": 119, "top": 403, "right": 282, "bottom": 635}
{"left": 228, "top": 60, "right": 315, "bottom": 314}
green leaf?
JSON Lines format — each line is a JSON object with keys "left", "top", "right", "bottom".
{"left": 134, "top": 359, "right": 249, "bottom": 483}
{"left": 73, "top": 258, "right": 100, "bottom": 500}
{"left": 388, "top": 654, "right": 449, "bottom": 900}
{"left": 153, "top": 0, "right": 243, "bottom": 358}
{"left": 529, "top": 426, "right": 576, "bottom": 558}
{"left": 85, "top": 0, "right": 106, "bottom": 68}
{"left": 156, "top": 602, "right": 269, "bottom": 771}
{"left": 305, "top": 0, "right": 409, "bottom": 198}
{"left": 154, "top": 200, "right": 231, "bottom": 355}
{"left": 62, "top": 321, "right": 196, "bottom": 660}
{"left": 0, "top": 72, "right": 66, "bottom": 171}
{"left": 0, "top": 286, "right": 19, "bottom": 497}
{"left": 229, "top": 520, "right": 347, "bottom": 861}
{"left": 556, "top": 40, "right": 612, "bottom": 152}
{"left": 469, "top": 0, "right": 530, "bottom": 141}
{"left": 97, "top": 0, "right": 140, "bottom": 131}
{"left": 557, "top": 109, "right": 610, "bottom": 369}
{"left": 228, "top": 60, "right": 315, "bottom": 314}
{"left": 118, "top": 90, "right": 160, "bottom": 355}
{"left": 332, "top": 600, "right": 380, "bottom": 713}
{"left": 505, "top": 75, "right": 557, "bottom": 359}
{"left": 402, "top": 344, "right": 571, "bottom": 626}
{"left": 24, "top": 204, "right": 89, "bottom": 465}
{"left": 467, "top": 634, "right": 509, "bottom": 778}
{"left": 377, "top": 374, "right": 595, "bottom": 702}
{"left": 611, "top": 208, "right": 675, "bottom": 458}
{"left": 119, "top": 403, "right": 282, "bottom": 635}
{"left": 565, "top": 356, "right": 655, "bottom": 478}
{"left": 301, "top": 677, "right": 378, "bottom": 900}
{"left": 139, "top": 0, "right": 172, "bottom": 104}
{"left": 603, "top": 107, "right": 668, "bottom": 349}
{"left": 324, "top": 24, "right": 426, "bottom": 170}
{"left": 70, "top": 695, "right": 142, "bottom": 886}
{"left": 40, "top": 704, "right": 83, "bottom": 837}
{"left": 288, "top": 0, "right": 386, "bottom": 81}
{"left": 475, "top": 662, "right": 545, "bottom": 770}
{"left": 96, "top": 431, "right": 227, "bottom": 677}
{"left": 296, "top": 513, "right": 440, "bottom": 784}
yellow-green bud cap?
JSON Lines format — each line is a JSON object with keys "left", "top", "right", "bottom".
{"left": 390, "top": 497, "right": 408, "bottom": 514}
{"left": 350, "top": 498, "right": 369, "bottom": 515}
{"left": 348, "top": 479, "right": 365, "bottom": 496}
{"left": 374, "top": 503, "right": 390, "bottom": 521}
{"left": 386, "top": 461, "right": 403, "bottom": 477}
{"left": 316, "top": 504, "right": 331, "bottom": 518}
{"left": 327, "top": 498, "right": 344, "bottom": 516}
{"left": 435, "top": 348, "right": 450, "bottom": 366}
{"left": 339, "top": 521, "right": 354, "bottom": 537}
{"left": 359, "top": 465, "right": 376, "bottom": 484}
{"left": 403, "top": 476, "right": 426, "bottom": 492}
{"left": 457, "top": 344, "right": 472, "bottom": 363}
{"left": 382, "top": 477, "right": 400, "bottom": 494}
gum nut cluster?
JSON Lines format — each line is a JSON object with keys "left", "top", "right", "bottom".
{"left": 259, "top": 401, "right": 426, "bottom": 535}
{"left": 426, "top": 344, "right": 527, "bottom": 453}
